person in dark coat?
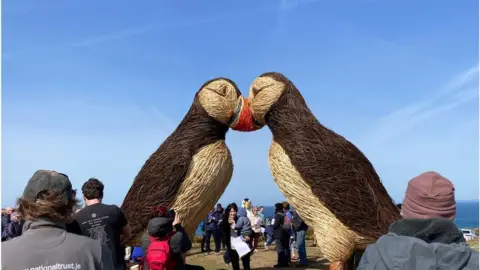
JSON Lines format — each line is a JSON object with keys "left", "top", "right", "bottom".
{"left": 204, "top": 207, "right": 222, "bottom": 255}
{"left": 358, "top": 171, "right": 479, "bottom": 270}
{"left": 1, "top": 207, "right": 13, "bottom": 240}
{"left": 200, "top": 220, "right": 206, "bottom": 253}
{"left": 2, "top": 212, "right": 22, "bottom": 241}
{"left": 291, "top": 210, "right": 308, "bottom": 266}
{"left": 216, "top": 204, "right": 226, "bottom": 250}
{"left": 272, "top": 203, "right": 289, "bottom": 268}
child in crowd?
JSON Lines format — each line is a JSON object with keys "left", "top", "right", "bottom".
{"left": 264, "top": 216, "right": 275, "bottom": 250}
{"left": 235, "top": 208, "right": 253, "bottom": 240}
{"left": 144, "top": 212, "right": 204, "bottom": 270}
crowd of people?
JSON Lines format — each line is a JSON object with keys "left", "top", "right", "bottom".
{"left": 1, "top": 169, "right": 479, "bottom": 270}
{"left": 197, "top": 199, "right": 309, "bottom": 269}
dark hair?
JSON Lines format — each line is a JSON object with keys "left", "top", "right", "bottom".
{"left": 222, "top": 203, "right": 239, "bottom": 250}
{"left": 260, "top": 206, "right": 264, "bottom": 209}
{"left": 81, "top": 178, "right": 104, "bottom": 200}
{"left": 223, "top": 203, "right": 238, "bottom": 224}
{"left": 275, "top": 203, "right": 284, "bottom": 213}
{"left": 396, "top": 204, "right": 402, "bottom": 210}
{"left": 151, "top": 206, "right": 170, "bottom": 218}
{"left": 282, "top": 201, "right": 290, "bottom": 210}
{"left": 17, "top": 190, "right": 80, "bottom": 222}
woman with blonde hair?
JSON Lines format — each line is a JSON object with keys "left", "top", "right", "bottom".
{"left": 249, "top": 206, "right": 264, "bottom": 252}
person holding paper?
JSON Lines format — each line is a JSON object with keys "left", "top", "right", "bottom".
{"left": 222, "top": 203, "right": 252, "bottom": 270}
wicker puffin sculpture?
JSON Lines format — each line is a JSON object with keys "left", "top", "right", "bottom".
{"left": 121, "top": 78, "right": 253, "bottom": 245}
{"left": 237, "top": 72, "right": 401, "bottom": 270}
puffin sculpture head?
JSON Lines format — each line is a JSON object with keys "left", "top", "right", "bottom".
{"left": 247, "top": 72, "right": 291, "bottom": 126}
{"left": 221, "top": 81, "right": 263, "bottom": 132}
{"left": 196, "top": 78, "right": 243, "bottom": 126}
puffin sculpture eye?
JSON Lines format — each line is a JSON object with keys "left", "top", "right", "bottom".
{"left": 206, "top": 85, "right": 227, "bottom": 97}
{"left": 252, "top": 83, "right": 273, "bottom": 96}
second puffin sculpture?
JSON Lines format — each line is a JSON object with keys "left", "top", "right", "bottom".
{"left": 245, "top": 72, "right": 401, "bottom": 270}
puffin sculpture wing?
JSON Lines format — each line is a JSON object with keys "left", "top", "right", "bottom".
{"left": 245, "top": 72, "right": 401, "bottom": 270}
{"left": 121, "top": 78, "right": 242, "bottom": 245}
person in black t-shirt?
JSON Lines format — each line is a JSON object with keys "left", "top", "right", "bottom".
{"left": 73, "top": 178, "right": 132, "bottom": 270}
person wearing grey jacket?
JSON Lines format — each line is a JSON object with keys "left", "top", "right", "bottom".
{"left": 358, "top": 171, "right": 479, "bottom": 270}
{"left": 235, "top": 207, "right": 253, "bottom": 238}
{"left": 2, "top": 170, "right": 114, "bottom": 270}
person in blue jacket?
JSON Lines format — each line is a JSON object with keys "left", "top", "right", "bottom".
{"left": 204, "top": 207, "right": 222, "bottom": 255}
{"left": 200, "top": 220, "right": 206, "bottom": 253}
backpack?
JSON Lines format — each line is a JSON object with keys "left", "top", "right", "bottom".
{"left": 146, "top": 233, "right": 176, "bottom": 270}
{"left": 291, "top": 211, "right": 308, "bottom": 231}
{"left": 282, "top": 212, "right": 292, "bottom": 230}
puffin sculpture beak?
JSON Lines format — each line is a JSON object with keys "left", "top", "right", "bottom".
{"left": 229, "top": 97, "right": 263, "bottom": 132}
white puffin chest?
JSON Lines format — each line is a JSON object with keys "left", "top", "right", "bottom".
{"left": 171, "top": 140, "right": 233, "bottom": 236}
{"left": 268, "top": 140, "right": 360, "bottom": 261}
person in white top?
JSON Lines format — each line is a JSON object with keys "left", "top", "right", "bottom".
{"left": 249, "top": 206, "right": 264, "bottom": 252}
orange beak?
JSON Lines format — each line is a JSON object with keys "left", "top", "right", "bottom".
{"left": 229, "top": 97, "right": 262, "bottom": 132}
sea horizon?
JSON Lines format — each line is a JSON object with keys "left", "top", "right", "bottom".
{"left": 194, "top": 200, "right": 479, "bottom": 235}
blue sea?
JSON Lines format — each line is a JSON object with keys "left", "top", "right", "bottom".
{"left": 195, "top": 201, "right": 479, "bottom": 236}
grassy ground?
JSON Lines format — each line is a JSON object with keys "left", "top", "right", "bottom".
{"left": 468, "top": 238, "right": 479, "bottom": 252}
{"left": 185, "top": 237, "right": 480, "bottom": 270}
{"left": 186, "top": 240, "right": 328, "bottom": 270}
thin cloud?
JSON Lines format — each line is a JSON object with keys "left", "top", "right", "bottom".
{"left": 361, "top": 64, "right": 479, "bottom": 145}
{"left": 3, "top": 18, "right": 222, "bottom": 58}
{"left": 4, "top": 3, "right": 316, "bottom": 59}
{"left": 2, "top": 97, "right": 174, "bottom": 134}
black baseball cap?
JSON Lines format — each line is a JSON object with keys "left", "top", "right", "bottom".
{"left": 147, "top": 217, "right": 173, "bottom": 238}
{"left": 22, "top": 170, "right": 73, "bottom": 203}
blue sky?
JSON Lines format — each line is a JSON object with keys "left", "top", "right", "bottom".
{"left": 2, "top": 0, "right": 478, "bottom": 207}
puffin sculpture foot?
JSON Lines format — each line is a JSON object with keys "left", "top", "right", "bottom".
{"left": 329, "top": 261, "right": 346, "bottom": 270}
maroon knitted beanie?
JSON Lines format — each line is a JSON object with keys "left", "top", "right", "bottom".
{"left": 402, "top": 171, "right": 456, "bottom": 220}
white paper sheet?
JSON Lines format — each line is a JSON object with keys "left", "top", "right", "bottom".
{"left": 260, "top": 227, "right": 265, "bottom": 234}
{"left": 231, "top": 236, "right": 251, "bottom": 258}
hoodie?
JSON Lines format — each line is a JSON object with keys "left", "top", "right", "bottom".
{"left": 2, "top": 218, "right": 113, "bottom": 270}
{"left": 235, "top": 208, "right": 253, "bottom": 237}
{"left": 358, "top": 218, "right": 479, "bottom": 270}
